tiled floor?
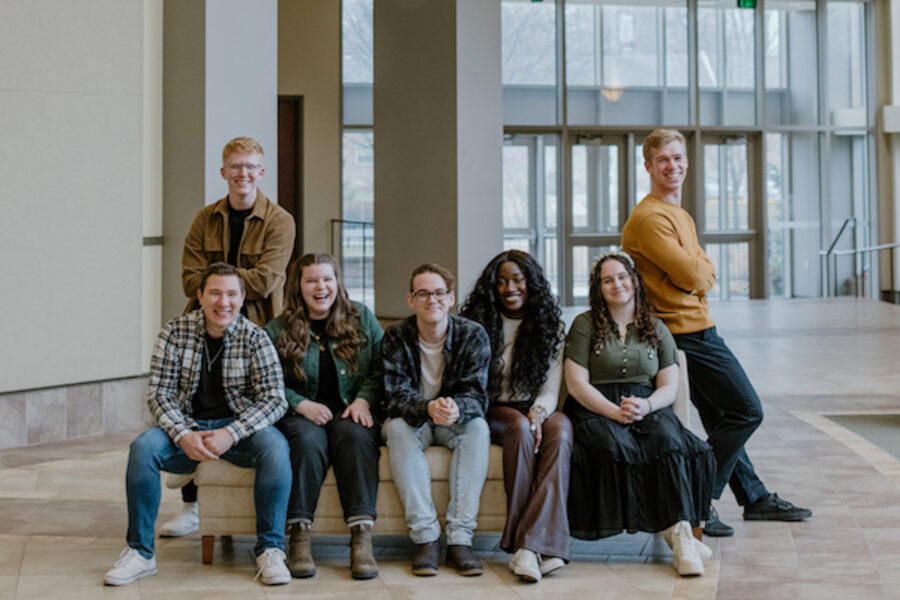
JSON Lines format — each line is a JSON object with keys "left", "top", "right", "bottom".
{"left": 1, "top": 298, "right": 898, "bottom": 599}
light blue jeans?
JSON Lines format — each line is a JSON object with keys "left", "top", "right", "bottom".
{"left": 382, "top": 417, "right": 490, "bottom": 546}
{"left": 125, "top": 419, "right": 291, "bottom": 559}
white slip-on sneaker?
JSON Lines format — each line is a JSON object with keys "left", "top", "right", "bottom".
{"left": 670, "top": 521, "right": 704, "bottom": 576}
{"left": 255, "top": 547, "right": 291, "bottom": 586}
{"left": 159, "top": 502, "right": 199, "bottom": 537}
{"left": 539, "top": 554, "right": 565, "bottom": 576}
{"left": 508, "top": 548, "right": 541, "bottom": 583}
{"left": 104, "top": 548, "right": 157, "bottom": 586}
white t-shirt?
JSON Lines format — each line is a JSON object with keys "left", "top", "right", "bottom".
{"left": 418, "top": 335, "right": 446, "bottom": 401}
{"left": 496, "top": 315, "right": 563, "bottom": 414}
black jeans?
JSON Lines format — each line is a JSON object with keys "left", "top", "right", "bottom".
{"left": 673, "top": 326, "right": 769, "bottom": 506}
{"left": 277, "top": 412, "right": 380, "bottom": 522}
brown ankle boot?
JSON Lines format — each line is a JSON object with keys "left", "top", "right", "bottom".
{"left": 349, "top": 523, "right": 378, "bottom": 580}
{"left": 287, "top": 521, "right": 315, "bottom": 578}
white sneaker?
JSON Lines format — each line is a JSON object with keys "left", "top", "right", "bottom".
{"left": 694, "top": 537, "right": 713, "bottom": 561}
{"left": 661, "top": 523, "right": 713, "bottom": 561}
{"left": 668, "top": 521, "right": 704, "bottom": 576}
{"left": 255, "top": 547, "right": 291, "bottom": 586}
{"left": 159, "top": 502, "right": 199, "bottom": 537}
{"left": 508, "top": 548, "right": 541, "bottom": 582}
{"left": 539, "top": 554, "right": 565, "bottom": 576}
{"left": 104, "top": 548, "right": 157, "bottom": 586}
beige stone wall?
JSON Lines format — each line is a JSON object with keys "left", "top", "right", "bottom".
{"left": 278, "top": 0, "right": 342, "bottom": 255}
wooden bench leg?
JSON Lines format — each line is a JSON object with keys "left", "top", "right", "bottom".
{"left": 692, "top": 526, "right": 703, "bottom": 541}
{"left": 202, "top": 535, "right": 214, "bottom": 564}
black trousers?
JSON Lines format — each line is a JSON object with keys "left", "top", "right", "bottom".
{"left": 673, "top": 326, "right": 768, "bottom": 506}
{"left": 276, "top": 413, "right": 381, "bottom": 522}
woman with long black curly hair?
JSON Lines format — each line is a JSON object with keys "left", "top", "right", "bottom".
{"left": 563, "top": 250, "right": 715, "bottom": 576}
{"left": 265, "top": 253, "right": 383, "bottom": 581}
{"left": 460, "top": 250, "right": 573, "bottom": 583}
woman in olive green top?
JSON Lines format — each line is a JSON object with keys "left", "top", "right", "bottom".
{"left": 266, "top": 253, "right": 383, "bottom": 581}
{"left": 563, "top": 251, "right": 715, "bottom": 577}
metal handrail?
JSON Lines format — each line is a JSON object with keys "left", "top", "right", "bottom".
{"left": 330, "top": 219, "right": 375, "bottom": 307}
{"left": 819, "top": 217, "right": 857, "bottom": 297}
{"left": 820, "top": 239, "right": 900, "bottom": 301}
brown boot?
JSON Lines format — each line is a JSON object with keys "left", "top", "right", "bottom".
{"left": 287, "top": 521, "right": 315, "bottom": 578}
{"left": 411, "top": 540, "right": 440, "bottom": 576}
{"left": 446, "top": 544, "right": 483, "bottom": 576}
{"left": 349, "top": 523, "right": 378, "bottom": 580}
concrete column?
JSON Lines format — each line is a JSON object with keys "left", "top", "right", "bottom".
{"left": 162, "top": 0, "right": 278, "bottom": 320}
{"left": 374, "top": 0, "right": 503, "bottom": 318}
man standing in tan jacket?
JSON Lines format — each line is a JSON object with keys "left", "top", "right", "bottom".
{"left": 623, "top": 129, "right": 810, "bottom": 537}
{"left": 163, "top": 136, "right": 296, "bottom": 537}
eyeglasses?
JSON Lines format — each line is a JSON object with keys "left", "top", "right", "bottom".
{"left": 224, "top": 162, "right": 262, "bottom": 173}
{"left": 411, "top": 289, "right": 450, "bottom": 301}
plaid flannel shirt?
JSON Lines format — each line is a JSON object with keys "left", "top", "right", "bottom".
{"left": 147, "top": 309, "right": 287, "bottom": 444}
{"left": 382, "top": 314, "right": 490, "bottom": 427}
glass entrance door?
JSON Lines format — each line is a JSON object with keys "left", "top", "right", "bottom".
{"left": 698, "top": 134, "right": 761, "bottom": 300}
{"left": 565, "top": 134, "right": 628, "bottom": 303}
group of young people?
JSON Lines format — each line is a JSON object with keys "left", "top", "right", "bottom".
{"left": 104, "top": 130, "right": 811, "bottom": 588}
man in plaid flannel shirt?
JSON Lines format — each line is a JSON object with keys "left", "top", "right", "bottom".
{"left": 381, "top": 263, "right": 491, "bottom": 577}
{"left": 105, "top": 263, "right": 292, "bottom": 587}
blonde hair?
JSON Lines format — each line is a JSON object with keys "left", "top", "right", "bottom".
{"left": 222, "top": 137, "right": 264, "bottom": 164}
{"left": 642, "top": 129, "right": 686, "bottom": 164}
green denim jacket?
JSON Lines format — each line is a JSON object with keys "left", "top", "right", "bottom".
{"left": 265, "top": 302, "right": 384, "bottom": 412}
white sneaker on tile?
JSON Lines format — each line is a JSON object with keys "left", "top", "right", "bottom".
{"left": 668, "top": 521, "right": 704, "bottom": 576}
{"left": 159, "top": 502, "right": 199, "bottom": 537}
{"left": 104, "top": 548, "right": 157, "bottom": 586}
{"left": 254, "top": 547, "right": 291, "bottom": 586}
{"left": 539, "top": 554, "right": 565, "bottom": 576}
{"left": 508, "top": 548, "right": 541, "bottom": 583}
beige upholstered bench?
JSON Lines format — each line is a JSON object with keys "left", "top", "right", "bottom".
{"left": 178, "top": 349, "right": 693, "bottom": 564}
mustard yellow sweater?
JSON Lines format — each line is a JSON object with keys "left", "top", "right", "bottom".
{"left": 622, "top": 195, "right": 716, "bottom": 334}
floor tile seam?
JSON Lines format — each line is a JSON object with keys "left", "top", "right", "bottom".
{"left": 0, "top": 450, "right": 128, "bottom": 474}
{"left": 792, "top": 410, "right": 900, "bottom": 487}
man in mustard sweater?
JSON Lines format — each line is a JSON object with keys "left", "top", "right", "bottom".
{"left": 622, "top": 129, "right": 811, "bottom": 537}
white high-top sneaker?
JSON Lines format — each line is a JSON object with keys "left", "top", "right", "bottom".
{"left": 665, "top": 521, "right": 704, "bottom": 576}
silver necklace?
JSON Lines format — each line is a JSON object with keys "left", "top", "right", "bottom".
{"left": 204, "top": 342, "right": 224, "bottom": 372}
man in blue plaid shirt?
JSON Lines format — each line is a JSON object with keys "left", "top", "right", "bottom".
{"left": 105, "top": 263, "right": 292, "bottom": 587}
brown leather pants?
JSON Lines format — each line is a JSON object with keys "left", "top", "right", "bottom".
{"left": 487, "top": 405, "right": 573, "bottom": 559}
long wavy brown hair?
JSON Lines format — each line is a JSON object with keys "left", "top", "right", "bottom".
{"left": 275, "top": 253, "right": 363, "bottom": 381}
{"left": 589, "top": 253, "right": 660, "bottom": 351}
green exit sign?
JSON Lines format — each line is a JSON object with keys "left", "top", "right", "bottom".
{"left": 737, "top": 0, "right": 756, "bottom": 7}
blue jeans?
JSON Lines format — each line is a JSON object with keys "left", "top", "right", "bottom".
{"left": 125, "top": 419, "right": 291, "bottom": 558}
{"left": 673, "top": 327, "right": 769, "bottom": 506}
{"left": 381, "top": 417, "right": 489, "bottom": 546}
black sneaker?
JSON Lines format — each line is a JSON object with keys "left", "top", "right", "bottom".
{"left": 743, "top": 493, "right": 812, "bottom": 521}
{"left": 703, "top": 505, "right": 734, "bottom": 537}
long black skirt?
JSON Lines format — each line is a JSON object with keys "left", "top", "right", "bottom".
{"left": 564, "top": 382, "right": 715, "bottom": 540}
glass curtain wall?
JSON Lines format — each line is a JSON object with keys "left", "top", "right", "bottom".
{"left": 501, "top": 0, "right": 874, "bottom": 305}
{"left": 341, "top": 0, "right": 375, "bottom": 310}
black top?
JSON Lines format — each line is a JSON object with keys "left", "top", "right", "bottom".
{"left": 227, "top": 207, "right": 253, "bottom": 266}
{"left": 192, "top": 333, "right": 234, "bottom": 420}
{"left": 310, "top": 319, "right": 344, "bottom": 415}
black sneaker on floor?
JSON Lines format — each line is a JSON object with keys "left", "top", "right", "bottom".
{"left": 743, "top": 493, "right": 812, "bottom": 521}
{"left": 703, "top": 505, "right": 734, "bottom": 537}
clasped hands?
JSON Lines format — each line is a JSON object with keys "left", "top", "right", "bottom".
{"left": 613, "top": 395, "right": 651, "bottom": 425}
{"left": 427, "top": 396, "right": 460, "bottom": 426}
{"left": 295, "top": 398, "right": 375, "bottom": 428}
{"left": 178, "top": 428, "right": 234, "bottom": 461}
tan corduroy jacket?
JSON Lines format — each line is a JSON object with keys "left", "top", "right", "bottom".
{"left": 182, "top": 191, "right": 295, "bottom": 327}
